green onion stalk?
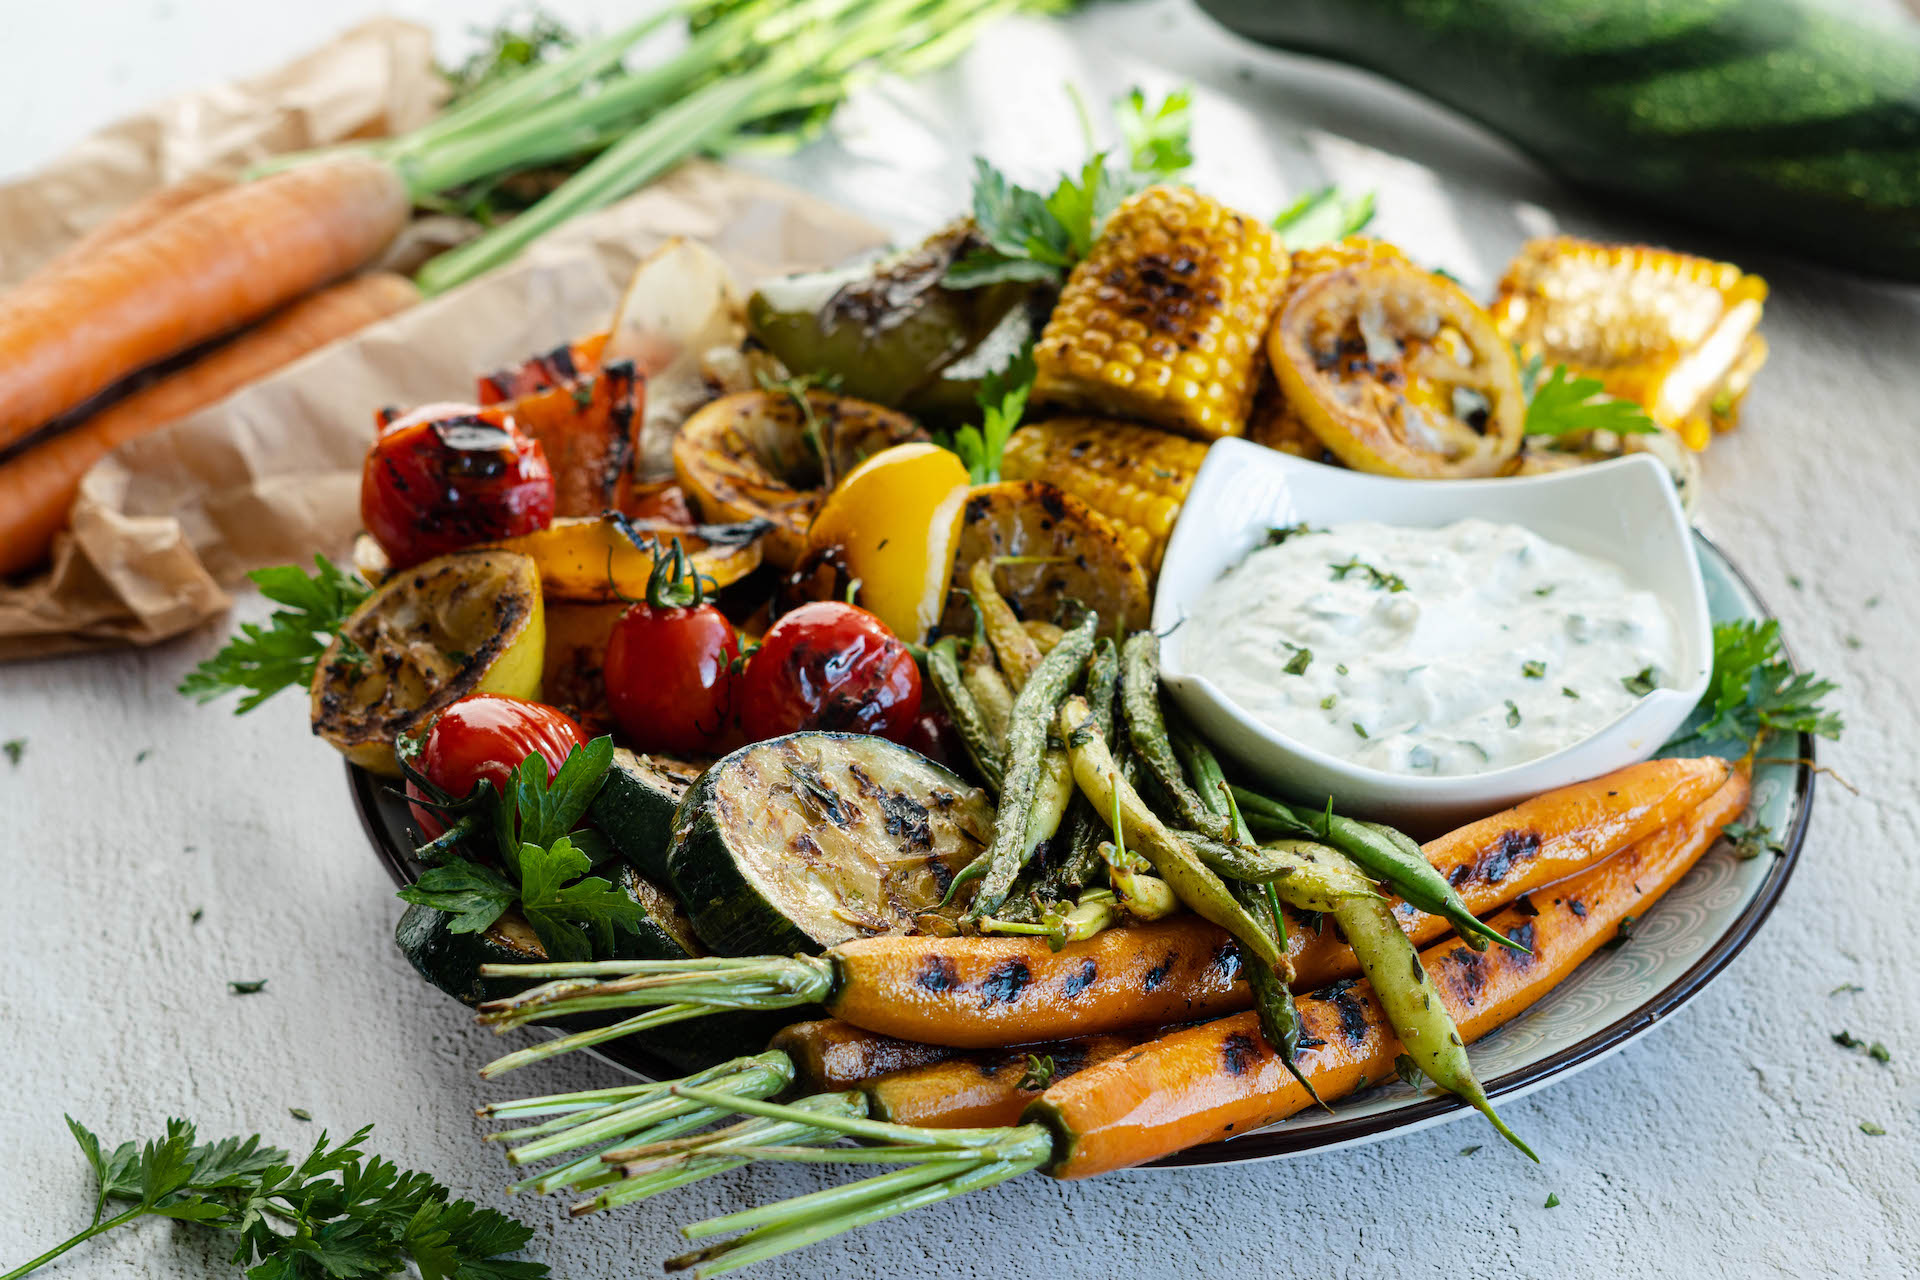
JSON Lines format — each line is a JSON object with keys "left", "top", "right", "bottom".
{"left": 418, "top": 0, "right": 1030, "bottom": 295}
{"left": 483, "top": 1076, "right": 1050, "bottom": 1277}
{"left": 253, "top": 0, "right": 1040, "bottom": 294}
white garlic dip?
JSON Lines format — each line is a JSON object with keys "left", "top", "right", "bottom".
{"left": 1181, "top": 519, "right": 1678, "bottom": 777}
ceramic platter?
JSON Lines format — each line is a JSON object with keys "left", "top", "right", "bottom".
{"left": 353, "top": 530, "right": 1813, "bottom": 1166}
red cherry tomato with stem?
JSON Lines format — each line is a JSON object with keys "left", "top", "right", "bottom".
{"left": 604, "top": 539, "right": 741, "bottom": 755}
{"left": 362, "top": 402, "right": 554, "bottom": 569}
{"left": 738, "top": 601, "right": 921, "bottom": 744}
{"left": 407, "top": 693, "right": 585, "bottom": 840}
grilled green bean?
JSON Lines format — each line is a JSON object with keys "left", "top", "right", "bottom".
{"left": 927, "top": 637, "right": 1003, "bottom": 794}
{"left": 1057, "top": 695, "right": 1281, "bottom": 969}
{"left": 965, "top": 613, "right": 1098, "bottom": 918}
{"left": 1232, "top": 786, "right": 1524, "bottom": 954}
{"left": 1175, "top": 832, "right": 1378, "bottom": 910}
{"left": 969, "top": 558, "right": 1044, "bottom": 689}
{"left": 1120, "top": 632, "right": 1231, "bottom": 840}
{"left": 1324, "top": 844, "right": 1536, "bottom": 1160}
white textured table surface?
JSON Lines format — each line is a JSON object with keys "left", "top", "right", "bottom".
{"left": 5, "top": 3, "right": 1919, "bottom": 1278}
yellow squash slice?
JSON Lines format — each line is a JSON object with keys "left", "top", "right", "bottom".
{"left": 1270, "top": 257, "right": 1525, "bottom": 478}
{"left": 939, "top": 481, "right": 1151, "bottom": 636}
{"left": 311, "top": 549, "right": 544, "bottom": 776}
{"left": 673, "top": 389, "right": 927, "bottom": 568}
{"left": 808, "top": 442, "right": 970, "bottom": 642}
{"left": 482, "top": 514, "right": 763, "bottom": 603}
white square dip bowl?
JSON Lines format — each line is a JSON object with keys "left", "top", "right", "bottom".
{"left": 1152, "top": 441, "right": 1712, "bottom": 830}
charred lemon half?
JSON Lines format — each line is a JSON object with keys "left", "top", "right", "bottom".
{"left": 310, "top": 549, "right": 544, "bottom": 776}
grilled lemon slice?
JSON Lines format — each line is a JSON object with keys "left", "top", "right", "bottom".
{"left": 673, "top": 389, "right": 927, "bottom": 568}
{"left": 310, "top": 549, "right": 544, "bottom": 776}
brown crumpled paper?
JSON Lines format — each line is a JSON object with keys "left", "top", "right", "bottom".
{"left": 0, "top": 41, "right": 887, "bottom": 662}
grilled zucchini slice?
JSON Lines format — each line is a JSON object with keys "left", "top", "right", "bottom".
{"left": 668, "top": 733, "right": 993, "bottom": 955}
{"left": 590, "top": 747, "right": 709, "bottom": 883}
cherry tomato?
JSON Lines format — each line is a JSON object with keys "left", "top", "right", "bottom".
{"left": 604, "top": 600, "right": 741, "bottom": 754}
{"left": 738, "top": 601, "right": 921, "bottom": 743}
{"left": 904, "top": 708, "right": 964, "bottom": 772}
{"left": 361, "top": 402, "right": 554, "bottom": 569}
{"left": 407, "top": 693, "right": 585, "bottom": 838}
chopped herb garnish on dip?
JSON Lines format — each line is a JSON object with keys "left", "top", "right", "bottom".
{"left": 1282, "top": 643, "right": 1312, "bottom": 676}
{"left": 1522, "top": 660, "right": 1546, "bottom": 679}
{"left": 1505, "top": 700, "right": 1522, "bottom": 728}
{"left": 1621, "top": 667, "right": 1659, "bottom": 696}
{"left": 1329, "top": 557, "right": 1407, "bottom": 592}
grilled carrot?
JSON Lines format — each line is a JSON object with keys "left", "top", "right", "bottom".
{"left": 475, "top": 758, "right": 1733, "bottom": 1060}
{"left": 35, "top": 170, "right": 236, "bottom": 277}
{"left": 0, "top": 272, "right": 418, "bottom": 577}
{"left": 815, "top": 917, "right": 1249, "bottom": 1048}
{"left": 1034, "top": 766, "right": 1751, "bottom": 1178}
{"left": 771, "top": 1020, "right": 957, "bottom": 1091}
{"left": 0, "top": 155, "right": 408, "bottom": 450}
{"left": 482, "top": 774, "right": 1751, "bottom": 1272}
{"left": 863, "top": 1034, "right": 1139, "bottom": 1129}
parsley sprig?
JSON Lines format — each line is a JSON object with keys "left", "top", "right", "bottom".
{"left": 1520, "top": 352, "right": 1658, "bottom": 439}
{"left": 941, "top": 344, "right": 1036, "bottom": 483}
{"left": 179, "top": 556, "right": 370, "bottom": 713}
{"left": 1271, "top": 186, "right": 1376, "bottom": 249}
{"left": 944, "top": 86, "right": 1194, "bottom": 289}
{"left": 1666, "top": 619, "right": 1843, "bottom": 756}
{"left": 5, "top": 1116, "right": 544, "bottom": 1279}
{"left": 399, "top": 736, "right": 648, "bottom": 961}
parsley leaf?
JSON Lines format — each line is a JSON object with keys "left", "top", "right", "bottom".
{"left": 25, "top": 1117, "right": 546, "bottom": 1278}
{"left": 516, "top": 834, "right": 650, "bottom": 961}
{"left": 1115, "top": 87, "right": 1193, "bottom": 182}
{"left": 1666, "top": 619, "right": 1843, "bottom": 754}
{"left": 1723, "top": 819, "right": 1784, "bottom": 861}
{"left": 1271, "top": 186, "right": 1376, "bottom": 249}
{"left": 941, "top": 343, "right": 1035, "bottom": 484}
{"left": 178, "top": 556, "right": 369, "bottom": 713}
{"left": 945, "top": 86, "right": 1194, "bottom": 290}
{"left": 398, "top": 859, "right": 519, "bottom": 934}
{"left": 400, "top": 737, "right": 643, "bottom": 961}
{"left": 1520, "top": 356, "right": 1658, "bottom": 438}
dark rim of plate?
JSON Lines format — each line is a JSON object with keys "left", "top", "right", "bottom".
{"left": 350, "top": 530, "right": 1813, "bottom": 1166}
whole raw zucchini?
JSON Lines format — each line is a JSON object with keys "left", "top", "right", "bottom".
{"left": 1197, "top": 0, "right": 1920, "bottom": 280}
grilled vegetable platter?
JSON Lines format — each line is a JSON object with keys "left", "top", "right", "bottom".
{"left": 187, "top": 90, "right": 1837, "bottom": 1276}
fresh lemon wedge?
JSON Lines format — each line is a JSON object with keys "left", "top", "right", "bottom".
{"left": 310, "top": 549, "right": 545, "bottom": 776}
{"left": 809, "top": 442, "right": 970, "bottom": 641}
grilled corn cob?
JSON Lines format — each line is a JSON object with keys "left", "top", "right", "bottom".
{"left": 1000, "top": 418, "right": 1207, "bottom": 573}
{"left": 1033, "top": 186, "right": 1287, "bottom": 441}
{"left": 1490, "top": 236, "right": 1767, "bottom": 450}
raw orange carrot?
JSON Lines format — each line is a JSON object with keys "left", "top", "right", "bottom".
{"left": 864, "top": 1033, "right": 1139, "bottom": 1129}
{"left": 1033, "top": 766, "right": 1751, "bottom": 1178}
{"left": 0, "top": 272, "right": 418, "bottom": 577}
{"left": 35, "top": 170, "right": 236, "bottom": 277}
{"left": 771, "top": 1019, "right": 958, "bottom": 1090}
{"left": 0, "top": 154, "right": 408, "bottom": 449}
